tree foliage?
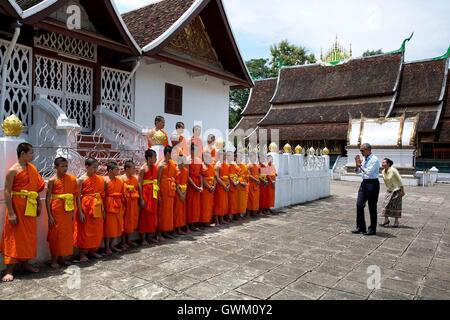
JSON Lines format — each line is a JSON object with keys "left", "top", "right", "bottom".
{"left": 362, "top": 49, "right": 384, "bottom": 57}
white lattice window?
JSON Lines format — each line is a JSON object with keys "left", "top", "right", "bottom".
{"left": 34, "top": 31, "right": 97, "bottom": 62}
{"left": 0, "top": 39, "right": 33, "bottom": 126}
{"left": 34, "top": 55, "right": 93, "bottom": 132}
{"left": 101, "top": 66, "right": 135, "bottom": 120}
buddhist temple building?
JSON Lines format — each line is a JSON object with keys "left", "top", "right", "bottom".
{"left": 233, "top": 37, "right": 450, "bottom": 166}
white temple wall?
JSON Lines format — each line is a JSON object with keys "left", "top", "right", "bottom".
{"left": 134, "top": 62, "right": 230, "bottom": 141}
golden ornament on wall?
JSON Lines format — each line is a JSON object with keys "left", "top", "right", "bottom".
{"left": 215, "top": 138, "right": 225, "bottom": 150}
{"left": 1, "top": 114, "right": 24, "bottom": 137}
{"left": 295, "top": 145, "right": 303, "bottom": 154}
{"left": 283, "top": 143, "right": 292, "bottom": 154}
{"left": 323, "top": 147, "right": 330, "bottom": 155}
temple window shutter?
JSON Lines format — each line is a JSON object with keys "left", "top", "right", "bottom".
{"left": 165, "top": 83, "right": 183, "bottom": 115}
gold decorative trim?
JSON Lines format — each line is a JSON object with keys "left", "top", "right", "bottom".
{"left": 358, "top": 113, "right": 365, "bottom": 147}
{"left": 397, "top": 113, "right": 406, "bottom": 147}
{"left": 409, "top": 114, "right": 419, "bottom": 147}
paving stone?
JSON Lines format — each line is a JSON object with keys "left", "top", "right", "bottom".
{"left": 269, "top": 289, "right": 313, "bottom": 300}
{"left": 124, "top": 283, "right": 175, "bottom": 300}
{"left": 320, "top": 289, "right": 366, "bottom": 300}
{"left": 287, "top": 280, "right": 328, "bottom": 299}
{"left": 235, "top": 281, "right": 281, "bottom": 300}
{"left": 368, "top": 288, "right": 415, "bottom": 300}
{"left": 183, "top": 282, "right": 229, "bottom": 300}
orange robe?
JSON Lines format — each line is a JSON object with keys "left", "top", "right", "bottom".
{"left": 259, "top": 163, "right": 270, "bottom": 209}
{"left": 138, "top": 165, "right": 158, "bottom": 233}
{"left": 47, "top": 174, "right": 78, "bottom": 257}
{"left": 190, "top": 137, "right": 204, "bottom": 157}
{"left": 104, "top": 178, "right": 125, "bottom": 238}
{"left": 74, "top": 174, "right": 105, "bottom": 250}
{"left": 247, "top": 164, "right": 260, "bottom": 211}
{"left": 122, "top": 175, "right": 140, "bottom": 234}
{"left": 1, "top": 164, "right": 45, "bottom": 264}
{"left": 158, "top": 160, "right": 177, "bottom": 232}
{"left": 178, "top": 135, "right": 189, "bottom": 156}
{"left": 214, "top": 162, "right": 230, "bottom": 216}
{"left": 228, "top": 163, "right": 240, "bottom": 215}
{"left": 238, "top": 164, "right": 249, "bottom": 214}
{"left": 201, "top": 164, "right": 215, "bottom": 223}
{"left": 173, "top": 166, "right": 189, "bottom": 229}
{"left": 186, "top": 162, "right": 202, "bottom": 224}
{"left": 267, "top": 163, "right": 277, "bottom": 208}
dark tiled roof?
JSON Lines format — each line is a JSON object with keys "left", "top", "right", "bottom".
{"left": 122, "top": 0, "right": 196, "bottom": 48}
{"left": 442, "top": 77, "right": 450, "bottom": 119}
{"left": 396, "top": 59, "right": 448, "bottom": 106}
{"left": 265, "top": 124, "right": 349, "bottom": 141}
{"left": 242, "top": 78, "right": 277, "bottom": 116}
{"left": 438, "top": 120, "right": 450, "bottom": 143}
{"left": 259, "top": 101, "right": 392, "bottom": 126}
{"left": 271, "top": 54, "right": 403, "bottom": 104}
{"left": 14, "top": 0, "right": 43, "bottom": 10}
{"left": 232, "top": 116, "right": 260, "bottom": 135}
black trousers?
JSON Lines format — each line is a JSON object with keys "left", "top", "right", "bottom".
{"left": 356, "top": 179, "right": 380, "bottom": 232}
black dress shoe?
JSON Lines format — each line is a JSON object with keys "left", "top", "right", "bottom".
{"left": 363, "top": 230, "right": 376, "bottom": 236}
{"left": 351, "top": 229, "right": 365, "bottom": 234}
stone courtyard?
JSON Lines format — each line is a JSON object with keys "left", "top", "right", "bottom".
{"left": 1, "top": 180, "right": 450, "bottom": 300}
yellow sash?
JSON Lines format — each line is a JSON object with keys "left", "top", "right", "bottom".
{"left": 125, "top": 184, "right": 140, "bottom": 199}
{"left": 230, "top": 174, "right": 239, "bottom": 184}
{"left": 12, "top": 190, "right": 39, "bottom": 217}
{"left": 178, "top": 184, "right": 187, "bottom": 193}
{"left": 84, "top": 193, "right": 104, "bottom": 218}
{"left": 260, "top": 174, "right": 268, "bottom": 182}
{"left": 52, "top": 193, "right": 75, "bottom": 211}
{"left": 143, "top": 179, "right": 159, "bottom": 199}
{"left": 205, "top": 177, "right": 215, "bottom": 184}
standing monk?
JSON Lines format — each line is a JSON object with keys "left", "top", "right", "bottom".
{"left": 227, "top": 151, "right": 240, "bottom": 221}
{"left": 189, "top": 125, "right": 204, "bottom": 157}
{"left": 74, "top": 158, "right": 106, "bottom": 262}
{"left": 103, "top": 162, "right": 125, "bottom": 255}
{"left": 213, "top": 149, "right": 230, "bottom": 225}
{"left": 237, "top": 151, "right": 249, "bottom": 219}
{"left": 201, "top": 152, "right": 216, "bottom": 227}
{"left": 259, "top": 155, "right": 270, "bottom": 215}
{"left": 1, "top": 143, "right": 45, "bottom": 282}
{"left": 147, "top": 116, "right": 169, "bottom": 149}
{"left": 247, "top": 151, "right": 260, "bottom": 218}
{"left": 266, "top": 155, "right": 277, "bottom": 215}
{"left": 175, "top": 122, "right": 188, "bottom": 156}
{"left": 157, "top": 146, "right": 177, "bottom": 240}
{"left": 46, "top": 157, "right": 78, "bottom": 269}
{"left": 186, "top": 144, "right": 203, "bottom": 231}
{"left": 121, "top": 160, "right": 140, "bottom": 248}
{"left": 173, "top": 156, "right": 189, "bottom": 235}
{"left": 204, "top": 134, "right": 217, "bottom": 160}
{"left": 138, "top": 150, "right": 159, "bottom": 245}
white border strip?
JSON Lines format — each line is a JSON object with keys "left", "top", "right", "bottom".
{"left": 109, "top": 0, "right": 142, "bottom": 54}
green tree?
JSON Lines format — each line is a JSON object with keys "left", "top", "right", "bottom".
{"left": 362, "top": 49, "right": 384, "bottom": 57}
{"left": 269, "top": 40, "right": 316, "bottom": 74}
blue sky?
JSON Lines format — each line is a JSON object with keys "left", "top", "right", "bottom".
{"left": 115, "top": 0, "right": 450, "bottom": 62}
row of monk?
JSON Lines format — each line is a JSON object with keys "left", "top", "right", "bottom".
{"left": 1, "top": 143, "right": 277, "bottom": 282}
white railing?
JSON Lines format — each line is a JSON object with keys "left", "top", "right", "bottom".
{"left": 28, "top": 95, "right": 81, "bottom": 148}
{"left": 93, "top": 105, "right": 148, "bottom": 150}
{"left": 270, "top": 152, "right": 331, "bottom": 209}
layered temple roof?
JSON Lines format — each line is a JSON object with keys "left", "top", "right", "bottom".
{"left": 122, "top": 0, "right": 253, "bottom": 88}
{"left": 231, "top": 78, "right": 277, "bottom": 135}
{"left": 234, "top": 48, "right": 450, "bottom": 145}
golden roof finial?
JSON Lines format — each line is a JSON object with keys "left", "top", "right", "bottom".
{"left": 1, "top": 114, "right": 24, "bottom": 137}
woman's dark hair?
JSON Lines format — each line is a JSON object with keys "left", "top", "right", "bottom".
{"left": 383, "top": 158, "right": 394, "bottom": 167}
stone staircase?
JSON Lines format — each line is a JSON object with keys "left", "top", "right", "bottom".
{"left": 332, "top": 156, "right": 348, "bottom": 179}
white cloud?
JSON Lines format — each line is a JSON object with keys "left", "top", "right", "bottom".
{"left": 114, "top": 0, "right": 450, "bottom": 61}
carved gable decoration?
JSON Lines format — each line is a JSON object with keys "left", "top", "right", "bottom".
{"left": 165, "top": 17, "right": 223, "bottom": 70}
{"left": 48, "top": 0, "right": 97, "bottom": 33}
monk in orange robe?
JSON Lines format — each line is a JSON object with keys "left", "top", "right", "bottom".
{"left": 45, "top": 157, "right": 79, "bottom": 269}
{"left": 74, "top": 158, "right": 106, "bottom": 262}
{"left": 187, "top": 143, "right": 203, "bottom": 230}
{"left": 227, "top": 151, "right": 240, "bottom": 221}
{"left": 176, "top": 122, "right": 189, "bottom": 156}
{"left": 201, "top": 152, "right": 216, "bottom": 227}
{"left": 157, "top": 146, "right": 177, "bottom": 240}
{"left": 121, "top": 160, "right": 140, "bottom": 248}
{"left": 266, "top": 155, "right": 277, "bottom": 214}
{"left": 103, "top": 162, "right": 125, "bottom": 255}
{"left": 147, "top": 116, "right": 169, "bottom": 149}
{"left": 237, "top": 152, "right": 249, "bottom": 218}
{"left": 173, "top": 156, "right": 189, "bottom": 235}
{"left": 246, "top": 151, "right": 261, "bottom": 218}
{"left": 138, "top": 149, "right": 159, "bottom": 245}
{"left": 1, "top": 143, "right": 45, "bottom": 282}
{"left": 214, "top": 149, "right": 230, "bottom": 225}
{"left": 189, "top": 125, "right": 204, "bottom": 158}
{"left": 259, "top": 157, "right": 270, "bottom": 215}
{"left": 205, "top": 134, "right": 217, "bottom": 160}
